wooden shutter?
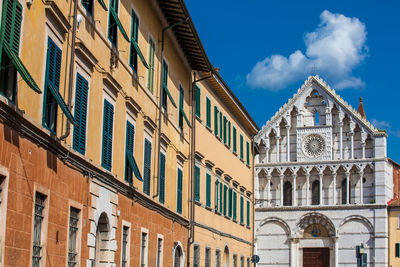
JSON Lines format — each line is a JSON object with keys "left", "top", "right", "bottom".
{"left": 177, "top": 169, "right": 183, "bottom": 214}
{"left": 223, "top": 185, "right": 227, "bottom": 215}
{"left": 101, "top": 100, "right": 114, "bottom": 171}
{"left": 396, "top": 243, "right": 400, "bottom": 258}
{"left": 206, "top": 97, "right": 211, "bottom": 127}
{"left": 228, "top": 121, "right": 231, "bottom": 148}
{"left": 129, "top": 9, "right": 139, "bottom": 70}
{"left": 195, "top": 85, "right": 200, "bottom": 117}
{"left": 215, "top": 179, "right": 219, "bottom": 211}
{"left": 147, "top": 38, "right": 155, "bottom": 92}
{"left": 124, "top": 121, "right": 135, "bottom": 183}
{"left": 159, "top": 153, "right": 166, "bottom": 204}
{"left": 246, "top": 200, "right": 250, "bottom": 227}
{"left": 214, "top": 106, "right": 218, "bottom": 135}
{"left": 219, "top": 112, "right": 222, "bottom": 139}
{"left": 195, "top": 166, "right": 200, "bottom": 202}
{"left": 73, "top": 74, "right": 89, "bottom": 155}
{"left": 206, "top": 173, "right": 211, "bottom": 208}
{"left": 246, "top": 141, "right": 250, "bottom": 165}
{"left": 240, "top": 135, "right": 244, "bottom": 159}
{"left": 228, "top": 188, "right": 232, "bottom": 217}
{"left": 223, "top": 116, "right": 227, "bottom": 144}
{"left": 219, "top": 182, "right": 223, "bottom": 212}
{"left": 0, "top": 0, "right": 22, "bottom": 56}
{"left": 233, "top": 191, "right": 237, "bottom": 221}
{"left": 233, "top": 127, "right": 237, "bottom": 153}
{"left": 143, "top": 139, "right": 152, "bottom": 195}
{"left": 240, "top": 196, "right": 244, "bottom": 224}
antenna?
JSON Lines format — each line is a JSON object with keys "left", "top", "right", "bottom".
{"left": 311, "top": 63, "right": 318, "bottom": 76}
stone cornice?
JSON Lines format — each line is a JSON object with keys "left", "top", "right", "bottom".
{"left": 256, "top": 203, "right": 386, "bottom": 212}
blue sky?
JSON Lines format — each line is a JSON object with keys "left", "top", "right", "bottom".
{"left": 186, "top": 0, "right": 400, "bottom": 162}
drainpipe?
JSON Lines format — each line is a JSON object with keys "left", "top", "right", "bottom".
{"left": 60, "top": 0, "right": 78, "bottom": 140}
{"left": 153, "top": 17, "right": 189, "bottom": 200}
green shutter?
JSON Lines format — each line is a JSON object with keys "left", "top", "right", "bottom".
{"left": 228, "top": 121, "right": 231, "bottom": 148}
{"left": 97, "top": 0, "right": 108, "bottom": 11}
{"left": 233, "top": 191, "right": 237, "bottom": 221}
{"left": 215, "top": 179, "right": 219, "bottom": 211}
{"left": 101, "top": 100, "right": 114, "bottom": 171}
{"left": 147, "top": 38, "right": 155, "bottom": 92}
{"left": 219, "top": 112, "right": 223, "bottom": 140}
{"left": 161, "top": 60, "right": 177, "bottom": 108}
{"left": 223, "top": 185, "right": 227, "bottom": 216}
{"left": 240, "top": 196, "right": 244, "bottom": 224}
{"left": 233, "top": 127, "right": 237, "bottom": 153}
{"left": 195, "top": 85, "right": 200, "bottom": 117}
{"left": 206, "top": 97, "right": 211, "bottom": 127}
{"left": 240, "top": 135, "right": 244, "bottom": 159}
{"left": 223, "top": 116, "right": 227, "bottom": 144}
{"left": 214, "top": 106, "right": 218, "bottom": 135}
{"left": 396, "top": 243, "right": 400, "bottom": 258}
{"left": 246, "top": 141, "right": 250, "bottom": 165}
{"left": 143, "top": 139, "right": 152, "bottom": 195}
{"left": 246, "top": 200, "right": 250, "bottom": 227}
{"left": 219, "top": 182, "right": 223, "bottom": 212}
{"left": 177, "top": 168, "right": 183, "bottom": 214}
{"left": 206, "top": 173, "right": 211, "bottom": 208}
{"left": 125, "top": 121, "right": 142, "bottom": 182}
{"left": 195, "top": 166, "right": 200, "bottom": 202}
{"left": 109, "top": 6, "right": 129, "bottom": 42}
{"left": 159, "top": 153, "right": 166, "bottom": 204}
{"left": 73, "top": 73, "right": 89, "bottom": 154}
{"left": 228, "top": 188, "right": 232, "bottom": 218}
{"left": 179, "top": 85, "right": 191, "bottom": 128}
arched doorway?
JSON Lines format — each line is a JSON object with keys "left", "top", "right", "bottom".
{"left": 223, "top": 246, "right": 229, "bottom": 267}
{"left": 173, "top": 243, "right": 184, "bottom": 267}
{"left": 94, "top": 212, "right": 110, "bottom": 266}
{"left": 283, "top": 181, "right": 292, "bottom": 206}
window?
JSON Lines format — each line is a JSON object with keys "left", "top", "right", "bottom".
{"left": 206, "top": 97, "right": 211, "bottom": 128}
{"left": 32, "top": 192, "right": 47, "bottom": 267}
{"left": 214, "top": 106, "right": 219, "bottom": 135}
{"left": 233, "top": 191, "right": 237, "bottom": 221}
{"left": 223, "top": 185, "right": 228, "bottom": 216}
{"left": 195, "top": 85, "right": 200, "bottom": 117}
{"left": 143, "top": 138, "right": 152, "bottom": 195}
{"left": 161, "top": 60, "right": 168, "bottom": 109}
{"left": 233, "top": 127, "right": 237, "bottom": 153}
{"left": 159, "top": 153, "right": 166, "bottom": 204}
{"left": 247, "top": 258, "right": 250, "bottom": 267}
{"left": 177, "top": 168, "right": 183, "bottom": 214}
{"left": 156, "top": 237, "right": 163, "bottom": 267}
{"left": 283, "top": 181, "right": 292, "bottom": 206}
{"left": 233, "top": 254, "right": 237, "bottom": 267}
{"left": 240, "top": 195, "right": 244, "bottom": 224}
{"left": 228, "top": 121, "right": 231, "bottom": 148}
{"left": 228, "top": 188, "right": 233, "bottom": 218}
{"left": 101, "top": 100, "right": 114, "bottom": 171}
{"left": 121, "top": 226, "right": 129, "bottom": 267}
{"left": 246, "top": 199, "right": 250, "bottom": 227}
{"left": 129, "top": 9, "right": 139, "bottom": 72}
{"left": 43, "top": 38, "right": 62, "bottom": 132}
{"left": 179, "top": 86, "right": 184, "bottom": 130}
{"left": 240, "top": 256, "right": 244, "bottom": 267}
{"left": 174, "top": 245, "right": 183, "bottom": 267}
{"left": 108, "top": 0, "right": 119, "bottom": 46}
{"left": 219, "top": 180, "right": 223, "bottom": 212}
{"left": 205, "top": 247, "right": 211, "bottom": 267}
{"left": 73, "top": 73, "right": 89, "bottom": 155}
{"left": 147, "top": 38, "right": 155, "bottom": 93}
{"left": 312, "top": 180, "right": 320, "bottom": 205}
{"left": 195, "top": 165, "right": 200, "bottom": 202}
{"left": 125, "top": 121, "right": 141, "bottom": 184}
{"left": 206, "top": 173, "right": 211, "bottom": 208}
{"left": 193, "top": 245, "right": 200, "bottom": 267}
{"left": 246, "top": 141, "right": 250, "bottom": 165}
{"left": 223, "top": 116, "right": 227, "bottom": 144}
{"left": 68, "top": 207, "right": 80, "bottom": 267}
{"left": 215, "top": 179, "right": 220, "bottom": 212}
{"left": 315, "top": 111, "right": 319, "bottom": 126}
{"left": 396, "top": 243, "right": 400, "bottom": 258}
{"left": 240, "top": 135, "right": 244, "bottom": 160}
{"left": 219, "top": 112, "right": 223, "bottom": 140}
{"left": 215, "top": 249, "right": 221, "bottom": 267}
{"left": 81, "top": 0, "right": 93, "bottom": 15}
{"left": 341, "top": 178, "right": 351, "bottom": 204}
{"left": 140, "top": 232, "right": 148, "bottom": 267}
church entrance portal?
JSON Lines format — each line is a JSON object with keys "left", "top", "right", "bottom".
{"left": 303, "top": 248, "right": 329, "bottom": 267}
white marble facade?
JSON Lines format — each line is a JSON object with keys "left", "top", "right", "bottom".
{"left": 254, "top": 76, "right": 394, "bottom": 267}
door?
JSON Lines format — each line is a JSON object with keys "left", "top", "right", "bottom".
{"left": 303, "top": 248, "right": 329, "bottom": 267}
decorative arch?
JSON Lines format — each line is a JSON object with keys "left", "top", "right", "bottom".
{"left": 257, "top": 217, "right": 291, "bottom": 237}
{"left": 296, "top": 212, "right": 336, "bottom": 237}
{"left": 223, "top": 245, "right": 229, "bottom": 267}
{"left": 339, "top": 215, "right": 374, "bottom": 236}
{"left": 172, "top": 241, "right": 185, "bottom": 267}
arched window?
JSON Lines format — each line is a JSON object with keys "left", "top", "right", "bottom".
{"left": 283, "top": 181, "right": 292, "bottom": 206}
{"left": 94, "top": 212, "right": 110, "bottom": 266}
{"left": 311, "top": 180, "right": 320, "bottom": 205}
{"left": 174, "top": 246, "right": 182, "bottom": 267}
{"left": 315, "top": 111, "right": 319, "bottom": 126}
{"left": 223, "top": 246, "right": 229, "bottom": 267}
{"left": 341, "top": 179, "right": 351, "bottom": 204}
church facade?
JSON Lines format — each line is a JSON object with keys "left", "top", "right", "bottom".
{"left": 254, "top": 76, "right": 394, "bottom": 267}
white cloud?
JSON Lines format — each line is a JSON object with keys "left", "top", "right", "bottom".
{"left": 371, "top": 119, "right": 391, "bottom": 129}
{"left": 246, "top": 10, "right": 368, "bottom": 91}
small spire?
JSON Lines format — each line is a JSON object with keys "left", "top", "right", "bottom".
{"left": 357, "top": 97, "right": 366, "bottom": 119}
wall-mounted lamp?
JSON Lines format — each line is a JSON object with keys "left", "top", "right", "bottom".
{"left": 77, "top": 14, "right": 83, "bottom": 29}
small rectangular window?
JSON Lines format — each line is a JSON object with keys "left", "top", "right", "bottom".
{"left": 206, "top": 97, "right": 211, "bottom": 128}
{"left": 156, "top": 237, "right": 163, "bottom": 267}
{"left": 140, "top": 232, "right": 148, "bottom": 267}
{"left": 32, "top": 192, "right": 47, "bottom": 267}
{"left": 233, "top": 254, "right": 237, "bottom": 267}
{"left": 240, "top": 256, "right": 244, "bottom": 267}
{"left": 396, "top": 243, "right": 400, "bottom": 258}
{"left": 205, "top": 247, "right": 211, "bottom": 267}
{"left": 215, "top": 250, "right": 221, "bottom": 267}
{"left": 147, "top": 38, "right": 155, "bottom": 93}
{"left": 121, "top": 226, "right": 129, "bottom": 267}
{"left": 247, "top": 258, "right": 250, "bottom": 267}
{"left": 68, "top": 207, "right": 80, "bottom": 267}
{"left": 193, "top": 245, "right": 200, "bottom": 267}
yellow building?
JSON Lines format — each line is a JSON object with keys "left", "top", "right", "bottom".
{"left": 388, "top": 160, "right": 400, "bottom": 267}
{"left": 189, "top": 70, "right": 259, "bottom": 266}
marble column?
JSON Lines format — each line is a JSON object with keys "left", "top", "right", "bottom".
{"left": 339, "top": 122, "right": 343, "bottom": 159}
{"left": 359, "top": 171, "right": 364, "bottom": 204}
{"left": 334, "top": 237, "right": 339, "bottom": 267}
{"left": 290, "top": 239, "right": 297, "bottom": 267}
{"left": 361, "top": 142, "right": 366, "bottom": 159}
{"left": 319, "top": 172, "right": 323, "bottom": 205}
{"left": 280, "top": 174, "right": 284, "bottom": 206}
{"left": 346, "top": 172, "right": 350, "bottom": 204}
{"left": 286, "top": 126, "right": 290, "bottom": 162}
{"left": 332, "top": 172, "right": 337, "bottom": 205}
{"left": 306, "top": 173, "right": 310, "bottom": 206}
{"left": 293, "top": 174, "right": 297, "bottom": 206}
{"left": 265, "top": 147, "right": 269, "bottom": 163}
{"left": 276, "top": 136, "right": 281, "bottom": 162}
{"left": 350, "top": 131, "right": 354, "bottom": 159}
{"left": 267, "top": 175, "right": 271, "bottom": 206}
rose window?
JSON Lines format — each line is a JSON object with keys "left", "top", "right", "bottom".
{"left": 303, "top": 134, "right": 325, "bottom": 158}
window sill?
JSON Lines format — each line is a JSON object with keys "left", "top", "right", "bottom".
{"left": 205, "top": 205, "right": 213, "bottom": 211}
{"left": 206, "top": 125, "right": 212, "bottom": 133}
